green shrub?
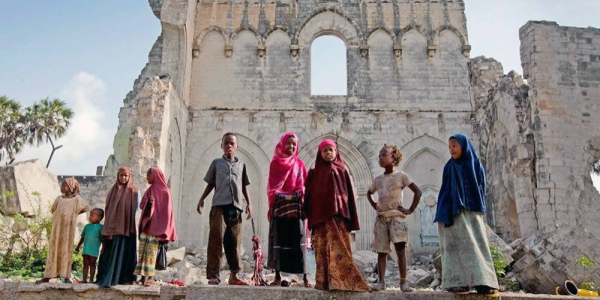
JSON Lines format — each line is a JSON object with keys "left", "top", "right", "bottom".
{"left": 575, "top": 254, "right": 599, "bottom": 293}
{"left": 0, "top": 191, "right": 53, "bottom": 280}
{"left": 489, "top": 244, "right": 509, "bottom": 278}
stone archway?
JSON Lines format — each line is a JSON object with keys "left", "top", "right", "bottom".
{"left": 178, "top": 134, "right": 270, "bottom": 255}
{"left": 400, "top": 135, "right": 448, "bottom": 256}
{"left": 298, "top": 134, "right": 374, "bottom": 250}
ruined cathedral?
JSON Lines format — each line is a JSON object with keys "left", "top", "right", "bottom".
{"left": 103, "top": 0, "right": 600, "bottom": 258}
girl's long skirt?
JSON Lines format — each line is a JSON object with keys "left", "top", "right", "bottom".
{"left": 134, "top": 232, "right": 160, "bottom": 277}
{"left": 438, "top": 210, "right": 499, "bottom": 289}
{"left": 267, "top": 217, "right": 309, "bottom": 274}
{"left": 312, "top": 216, "right": 370, "bottom": 292}
{"left": 95, "top": 235, "right": 138, "bottom": 286}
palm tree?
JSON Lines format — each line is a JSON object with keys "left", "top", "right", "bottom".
{"left": 25, "top": 98, "right": 74, "bottom": 167}
{"left": 0, "top": 96, "right": 26, "bottom": 164}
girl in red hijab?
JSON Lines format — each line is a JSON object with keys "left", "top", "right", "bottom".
{"left": 134, "top": 166, "right": 177, "bottom": 286}
{"left": 304, "top": 139, "right": 370, "bottom": 292}
{"left": 266, "top": 132, "right": 311, "bottom": 287}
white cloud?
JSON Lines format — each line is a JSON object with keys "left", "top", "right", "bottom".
{"left": 16, "top": 72, "right": 113, "bottom": 175}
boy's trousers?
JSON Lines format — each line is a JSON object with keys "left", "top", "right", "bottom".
{"left": 206, "top": 205, "right": 242, "bottom": 280}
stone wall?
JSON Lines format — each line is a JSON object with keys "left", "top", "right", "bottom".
{"left": 470, "top": 57, "right": 536, "bottom": 241}
{"left": 106, "top": 1, "right": 600, "bottom": 262}
{"left": 178, "top": 0, "right": 474, "bottom": 256}
{"left": 519, "top": 21, "right": 600, "bottom": 238}
{"left": 56, "top": 175, "right": 114, "bottom": 210}
{"left": 102, "top": 0, "right": 478, "bottom": 258}
{"left": 107, "top": 77, "right": 188, "bottom": 205}
{"left": 190, "top": 0, "right": 471, "bottom": 111}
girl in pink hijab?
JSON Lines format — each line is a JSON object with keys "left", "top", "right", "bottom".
{"left": 266, "top": 132, "right": 312, "bottom": 287}
{"left": 134, "top": 166, "right": 177, "bottom": 286}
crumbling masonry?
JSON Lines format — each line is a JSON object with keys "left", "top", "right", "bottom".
{"left": 97, "top": 0, "right": 599, "bottom": 267}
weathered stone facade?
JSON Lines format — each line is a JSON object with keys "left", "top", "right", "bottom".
{"left": 104, "top": 0, "right": 600, "bottom": 261}
{"left": 519, "top": 21, "right": 600, "bottom": 239}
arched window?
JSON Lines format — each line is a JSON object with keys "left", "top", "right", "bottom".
{"left": 310, "top": 35, "right": 347, "bottom": 95}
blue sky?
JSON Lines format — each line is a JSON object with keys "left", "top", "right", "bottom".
{"left": 1, "top": 0, "right": 599, "bottom": 189}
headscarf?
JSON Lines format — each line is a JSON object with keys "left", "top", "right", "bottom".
{"left": 64, "top": 177, "right": 80, "bottom": 195}
{"left": 434, "top": 133, "right": 487, "bottom": 227}
{"left": 102, "top": 167, "right": 138, "bottom": 238}
{"left": 267, "top": 132, "right": 308, "bottom": 219}
{"left": 304, "top": 139, "right": 360, "bottom": 230}
{"left": 139, "top": 166, "right": 178, "bottom": 241}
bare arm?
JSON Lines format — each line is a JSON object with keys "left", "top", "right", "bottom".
{"left": 367, "top": 190, "right": 379, "bottom": 211}
{"left": 196, "top": 184, "right": 215, "bottom": 214}
{"left": 75, "top": 236, "right": 84, "bottom": 253}
{"left": 242, "top": 185, "right": 252, "bottom": 220}
{"left": 399, "top": 182, "right": 422, "bottom": 215}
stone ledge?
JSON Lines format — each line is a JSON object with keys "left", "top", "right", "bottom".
{"left": 0, "top": 281, "right": 591, "bottom": 299}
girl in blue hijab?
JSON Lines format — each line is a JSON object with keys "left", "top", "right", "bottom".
{"left": 434, "top": 133, "right": 499, "bottom": 297}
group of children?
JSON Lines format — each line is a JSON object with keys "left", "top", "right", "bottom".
{"left": 37, "top": 131, "right": 499, "bottom": 297}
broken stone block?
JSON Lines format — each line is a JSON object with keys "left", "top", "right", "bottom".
{"left": 176, "top": 267, "right": 203, "bottom": 285}
{"left": 154, "top": 270, "right": 176, "bottom": 282}
{"left": 406, "top": 268, "right": 434, "bottom": 287}
{"left": 512, "top": 222, "right": 600, "bottom": 294}
{"left": 0, "top": 159, "right": 60, "bottom": 216}
{"left": 170, "top": 260, "right": 191, "bottom": 270}
{"left": 433, "top": 255, "right": 442, "bottom": 273}
{"left": 352, "top": 250, "right": 377, "bottom": 272}
{"left": 486, "top": 224, "right": 515, "bottom": 264}
{"left": 167, "top": 247, "right": 186, "bottom": 266}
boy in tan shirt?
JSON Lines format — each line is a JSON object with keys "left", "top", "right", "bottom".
{"left": 367, "top": 144, "right": 422, "bottom": 292}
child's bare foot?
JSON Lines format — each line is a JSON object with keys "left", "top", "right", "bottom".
{"left": 400, "top": 282, "right": 413, "bottom": 292}
{"left": 269, "top": 279, "right": 281, "bottom": 286}
{"left": 144, "top": 277, "right": 155, "bottom": 286}
{"left": 372, "top": 282, "right": 386, "bottom": 291}
{"left": 35, "top": 278, "right": 50, "bottom": 284}
{"left": 302, "top": 274, "right": 313, "bottom": 288}
{"left": 80, "top": 280, "right": 88, "bottom": 284}
{"left": 303, "top": 279, "right": 313, "bottom": 288}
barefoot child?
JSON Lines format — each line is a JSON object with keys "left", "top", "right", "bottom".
{"left": 75, "top": 208, "right": 104, "bottom": 283}
{"left": 434, "top": 133, "right": 499, "bottom": 297}
{"left": 304, "top": 139, "right": 370, "bottom": 292}
{"left": 266, "top": 132, "right": 312, "bottom": 287}
{"left": 367, "top": 145, "right": 421, "bottom": 292}
{"left": 37, "top": 178, "right": 90, "bottom": 283}
{"left": 197, "top": 132, "right": 253, "bottom": 285}
{"left": 135, "top": 167, "right": 178, "bottom": 286}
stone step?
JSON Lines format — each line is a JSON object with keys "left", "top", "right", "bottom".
{"left": 1, "top": 281, "right": 592, "bottom": 300}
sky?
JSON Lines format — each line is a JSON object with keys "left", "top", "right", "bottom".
{"left": 0, "top": 0, "right": 599, "bottom": 187}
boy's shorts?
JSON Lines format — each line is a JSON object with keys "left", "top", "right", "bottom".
{"left": 371, "top": 215, "right": 408, "bottom": 253}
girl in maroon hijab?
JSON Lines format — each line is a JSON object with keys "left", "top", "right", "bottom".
{"left": 266, "top": 132, "right": 312, "bottom": 287}
{"left": 96, "top": 167, "right": 139, "bottom": 287}
{"left": 134, "top": 166, "right": 177, "bottom": 286}
{"left": 304, "top": 139, "right": 370, "bottom": 292}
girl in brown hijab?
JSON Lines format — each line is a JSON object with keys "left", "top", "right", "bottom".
{"left": 304, "top": 140, "right": 370, "bottom": 292}
{"left": 96, "top": 167, "right": 139, "bottom": 287}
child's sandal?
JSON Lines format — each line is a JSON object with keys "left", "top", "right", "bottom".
{"left": 475, "top": 286, "right": 500, "bottom": 298}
